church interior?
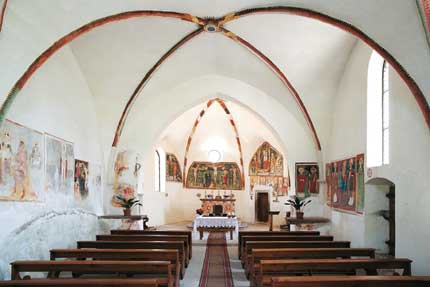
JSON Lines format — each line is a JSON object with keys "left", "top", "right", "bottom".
{"left": 0, "top": 1, "right": 429, "bottom": 286}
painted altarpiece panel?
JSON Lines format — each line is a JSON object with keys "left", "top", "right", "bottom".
{"left": 249, "top": 141, "right": 288, "bottom": 196}
{"left": 186, "top": 161, "right": 243, "bottom": 190}
{"left": 74, "top": 159, "right": 89, "bottom": 201}
{"left": 45, "top": 134, "right": 74, "bottom": 195}
{"left": 0, "top": 120, "right": 44, "bottom": 201}
{"left": 166, "top": 153, "right": 182, "bottom": 182}
{"left": 295, "top": 162, "right": 319, "bottom": 197}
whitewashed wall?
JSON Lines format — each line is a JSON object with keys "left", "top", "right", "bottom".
{"left": 327, "top": 41, "right": 430, "bottom": 275}
{"left": 0, "top": 46, "right": 104, "bottom": 279}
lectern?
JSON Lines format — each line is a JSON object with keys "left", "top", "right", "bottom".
{"left": 268, "top": 211, "right": 280, "bottom": 231}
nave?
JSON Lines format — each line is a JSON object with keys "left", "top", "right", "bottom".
{"left": 0, "top": 223, "right": 429, "bottom": 286}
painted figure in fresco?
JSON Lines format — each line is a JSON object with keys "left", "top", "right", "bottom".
{"left": 356, "top": 156, "right": 365, "bottom": 212}
{"left": 346, "top": 158, "right": 355, "bottom": 206}
{"left": 250, "top": 158, "right": 257, "bottom": 175}
{"left": 326, "top": 164, "right": 331, "bottom": 205}
{"left": 331, "top": 163, "right": 338, "bottom": 204}
{"left": 30, "top": 143, "right": 42, "bottom": 169}
{"left": 339, "top": 161, "right": 348, "bottom": 205}
{"left": 222, "top": 167, "right": 228, "bottom": 187}
{"left": 10, "top": 140, "right": 36, "bottom": 200}
{"left": 263, "top": 149, "right": 269, "bottom": 170}
{"left": 0, "top": 131, "right": 13, "bottom": 184}
{"left": 308, "top": 166, "right": 319, "bottom": 194}
{"left": 296, "top": 166, "right": 309, "bottom": 196}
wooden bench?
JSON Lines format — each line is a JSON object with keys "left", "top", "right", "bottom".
{"left": 248, "top": 248, "right": 375, "bottom": 285}
{"left": 110, "top": 230, "right": 192, "bottom": 259}
{"left": 242, "top": 241, "right": 350, "bottom": 268}
{"left": 257, "top": 258, "right": 412, "bottom": 287}
{"left": 77, "top": 241, "right": 186, "bottom": 277}
{"left": 96, "top": 235, "right": 189, "bottom": 265}
{"left": 0, "top": 278, "right": 159, "bottom": 286}
{"left": 11, "top": 260, "right": 174, "bottom": 287}
{"left": 238, "top": 231, "right": 320, "bottom": 259}
{"left": 240, "top": 235, "right": 334, "bottom": 259}
{"left": 270, "top": 276, "right": 430, "bottom": 287}
{"left": 50, "top": 249, "right": 180, "bottom": 287}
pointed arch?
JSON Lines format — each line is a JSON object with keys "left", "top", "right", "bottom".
{"left": 182, "top": 98, "right": 245, "bottom": 186}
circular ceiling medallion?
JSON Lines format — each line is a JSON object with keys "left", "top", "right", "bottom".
{"left": 204, "top": 22, "right": 219, "bottom": 33}
{"left": 208, "top": 149, "right": 222, "bottom": 163}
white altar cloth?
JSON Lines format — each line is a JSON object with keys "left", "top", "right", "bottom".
{"left": 193, "top": 216, "right": 239, "bottom": 232}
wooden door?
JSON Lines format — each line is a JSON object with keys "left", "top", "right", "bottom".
{"left": 256, "top": 192, "right": 269, "bottom": 222}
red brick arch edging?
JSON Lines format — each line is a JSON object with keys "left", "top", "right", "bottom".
{"left": 0, "top": 6, "right": 428, "bottom": 149}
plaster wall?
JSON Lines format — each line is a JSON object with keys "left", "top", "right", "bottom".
{"left": 0, "top": 46, "right": 104, "bottom": 279}
{"left": 327, "top": 41, "right": 430, "bottom": 274}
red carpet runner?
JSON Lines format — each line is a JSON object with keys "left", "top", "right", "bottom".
{"left": 199, "top": 232, "right": 234, "bottom": 287}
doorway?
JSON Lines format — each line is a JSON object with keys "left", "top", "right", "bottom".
{"left": 256, "top": 192, "right": 269, "bottom": 222}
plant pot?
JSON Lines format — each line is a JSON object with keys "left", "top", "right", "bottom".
{"left": 296, "top": 211, "right": 304, "bottom": 219}
{"left": 123, "top": 208, "right": 131, "bottom": 216}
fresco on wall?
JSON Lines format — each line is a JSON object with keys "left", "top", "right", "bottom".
{"left": 0, "top": 120, "right": 44, "bottom": 201}
{"left": 295, "top": 162, "right": 319, "bottom": 197}
{"left": 186, "top": 161, "right": 243, "bottom": 190}
{"left": 74, "top": 159, "right": 89, "bottom": 201}
{"left": 45, "top": 134, "right": 74, "bottom": 195}
{"left": 417, "top": 0, "right": 430, "bottom": 43}
{"left": 111, "top": 150, "right": 142, "bottom": 206}
{"left": 249, "top": 141, "right": 288, "bottom": 196}
{"left": 327, "top": 154, "right": 365, "bottom": 214}
{"left": 356, "top": 153, "right": 365, "bottom": 213}
{"left": 166, "top": 153, "right": 182, "bottom": 182}
{"left": 325, "top": 163, "right": 332, "bottom": 206}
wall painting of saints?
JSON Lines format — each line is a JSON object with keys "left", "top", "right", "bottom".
{"left": 45, "top": 134, "right": 74, "bottom": 195}
{"left": 186, "top": 161, "right": 243, "bottom": 190}
{"left": 249, "top": 141, "right": 288, "bottom": 196}
{"left": 295, "top": 162, "right": 319, "bottom": 198}
{"left": 0, "top": 120, "right": 44, "bottom": 201}
{"left": 74, "top": 159, "right": 89, "bottom": 201}
{"left": 330, "top": 156, "right": 357, "bottom": 213}
{"left": 166, "top": 153, "right": 182, "bottom": 182}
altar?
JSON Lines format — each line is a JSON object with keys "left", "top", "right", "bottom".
{"left": 193, "top": 216, "right": 239, "bottom": 239}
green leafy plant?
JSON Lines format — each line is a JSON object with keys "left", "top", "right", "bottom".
{"left": 284, "top": 196, "right": 311, "bottom": 211}
{"left": 116, "top": 195, "right": 142, "bottom": 209}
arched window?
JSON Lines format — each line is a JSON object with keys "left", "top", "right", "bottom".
{"left": 154, "top": 148, "right": 166, "bottom": 192}
{"left": 367, "top": 51, "right": 390, "bottom": 167}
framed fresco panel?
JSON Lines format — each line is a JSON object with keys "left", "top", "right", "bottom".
{"left": 295, "top": 162, "right": 319, "bottom": 197}
{"left": 325, "top": 163, "right": 331, "bottom": 206}
{"left": 166, "top": 153, "right": 182, "bottom": 182}
{"left": 74, "top": 159, "right": 89, "bottom": 201}
{"left": 330, "top": 157, "right": 357, "bottom": 213}
{"left": 249, "top": 141, "right": 283, "bottom": 176}
{"left": 0, "top": 120, "right": 44, "bottom": 201}
{"left": 45, "top": 134, "right": 74, "bottom": 195}
{"left": 186, "top": 161, "right": 242, "bottom": 190}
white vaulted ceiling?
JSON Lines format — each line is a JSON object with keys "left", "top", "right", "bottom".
{"left": 69, "top": 13, "right": 356, "bottom": 152}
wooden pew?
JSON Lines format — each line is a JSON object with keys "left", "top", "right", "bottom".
{"left": 110, "top": 230, "right": 192, "bottom": 259}
{"left": 0, "top": 278, "right": 159, "bottom": 286}
{"left": 238, "top": 231, "right": 320, "bottom": 258}
{"left": 271, "top": 276, "right": 430, "bottom": 287}
{"left": 50, "top": 249, "right": 180, "bottom": 287}
{"left": 242, "top": 241, "right": 350, "bottom": 268}
{"left": 10, "top": 261, "right": 174, "bottom": 287}
{"left": 96, "top": 235, "right": 189, "bottom": 265}
{"left": 257, "top": 258, "right": 412, "bottom": 287}
{"left": 249, "top": 248, "right": 375, "bottom": 284}
{"left": 239, "top": 235, "right": 333, "bottom": 259}
{"left": 77, "top": 241, "right": 186, "bottom": 277}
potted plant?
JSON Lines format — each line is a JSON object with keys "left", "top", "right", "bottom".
{"left": 284, "top": 196, "right": 311, "bottom": 219}
{"left": 115, "top": 195, "right": 142, "bottom": 216}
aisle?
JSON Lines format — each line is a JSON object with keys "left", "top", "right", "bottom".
{"left": 199, "top": 232, "right": 234, "bottom": 287}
